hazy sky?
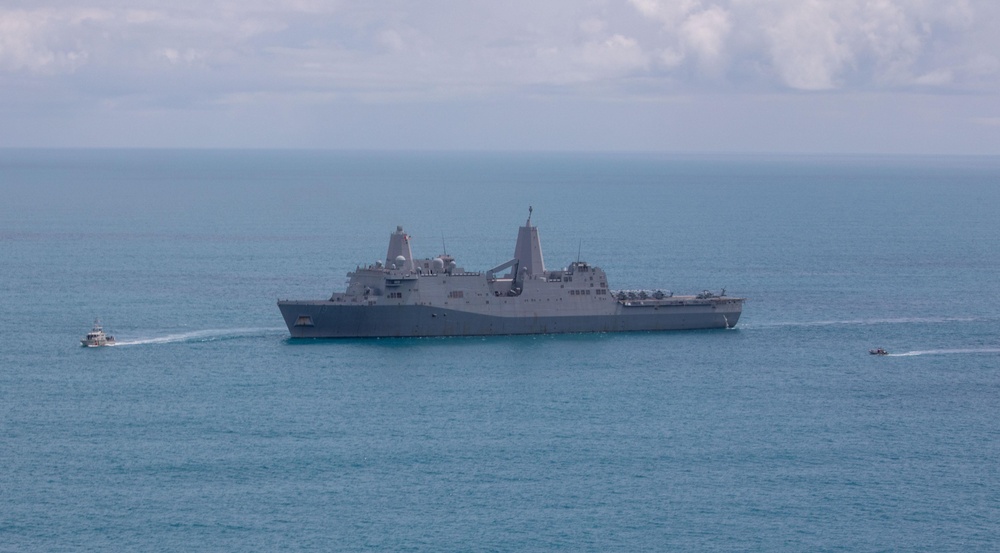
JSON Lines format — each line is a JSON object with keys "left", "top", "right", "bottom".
{"left": 2, "top": 0, "right": 999, "bottom": 153}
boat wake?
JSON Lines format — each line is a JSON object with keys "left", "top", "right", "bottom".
{"left": 113, "top": 327, "right": 287, "bottom": 346}
{"left": 887, "top": 348, "right": 1000, "bottom": 357}
{"left": 752, "top": 316, "right": 986, "bottom": 329}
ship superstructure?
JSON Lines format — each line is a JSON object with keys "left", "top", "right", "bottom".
{"left": 278, "top": 210, "right": 743, "bottom": 338}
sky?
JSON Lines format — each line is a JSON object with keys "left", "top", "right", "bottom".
{"left": 1, "top": 0, "right": 999, "bottom": 154}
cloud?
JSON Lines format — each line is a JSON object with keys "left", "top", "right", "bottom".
{"left": 375, "top": 29, "right": 406, "bottom": 53}
{"left": 629, "top": 0, "right": 996, "bottom": 91}
{"left": 913, "top": 69, "right": 952, "bottom": 87}
{"left": 0, "top": 0, "right": 997, "bottom": 109}
{"left": 0, "top": 8, "right": 107, "bottom": 72}
{"left": 627, "top": 0, "right": 731, "bottom": 73}
{"left": 762, "top": 1, "right": 854, "bottom": 90}
{"left": 158, "top": 48, "right": 206, "bottom": 65}
{"left": 579, "top": 34, "right": 647, "bottom": 73}
{"left": 0, "top": 4, "right": 293, "bottom": 75}
{"left": 629, "top": 0, "right": 702, "bottom": 29}
{"left": 679, "top": 5, "right": 731, "bottom": 73}
{"left": 964, "top": 53, "right": 1000, "bottom": 80}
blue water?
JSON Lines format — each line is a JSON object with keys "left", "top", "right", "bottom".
{"left": 2, "top": 150, "right": 999, "bottom": 551}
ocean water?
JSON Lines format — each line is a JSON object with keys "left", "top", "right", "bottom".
{"left": 1, "top": 149, "right": 999, "bottom": 551}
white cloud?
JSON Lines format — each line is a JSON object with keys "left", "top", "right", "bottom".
{"left": 124, "top": 10, "right": 163, "bottom": 25}
{"left": 762, "top": 1, "right": 853, "bottom": 90}
{"left": 376, "top": 30, "right": 406, "bottom": 53}
{"left": 158, "top": 47, "right": 206, "bottom": 65}
{"left": 913, "top": 69, "right": 952, "bottom": 87}
{"left": 965, "top": 53, "right": 1000, "bottom": 77}
{"left": 0, "top": 0, "right": 998, "bottom": 106}
{"left": 0, "top": 5, "right": 291, "bottom": 74}
{"left": 679, "top": 5, "right": 731, "bottom": 73}
{"left": 629, "top": 0, "right": 997, "bottom": 91}
{"left": 579, "top": 17, "right": 607, "bottom": 36}
{"left": 934, "top": 1, "right": 975, "bottom": 28}
{"left": 579, "top": 34, "right": 647, "bottom": 72}
{"left": 658, "top": 47, "right": 685, "bottom": 68}
{"left": 628, "top": 0, "right": 702, "bottom": 29}
{"left": 0, "top": 0, "right": 998, "bottom": 153}
{"left": 0, "top": 9, "right": 105, "bottom": 72}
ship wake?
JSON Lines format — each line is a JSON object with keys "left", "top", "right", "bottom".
{"left": 114, "top": 327, "right": 286, "bottom": 346}
{"left": 887, "top": 347, "right": 1000, "bottom": 357}
{"left": 753, "top": 316, "right": 986, "bottom": 329}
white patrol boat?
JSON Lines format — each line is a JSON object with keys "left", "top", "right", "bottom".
{"left": 81, "top": 319, "right": 116, "bottom": 347}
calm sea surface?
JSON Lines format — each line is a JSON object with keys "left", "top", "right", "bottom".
{"left": 2, "top": 150, "right": 999, "bottom": 551}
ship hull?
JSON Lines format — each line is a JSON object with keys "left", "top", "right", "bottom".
{"left": 278, "top": 300, "right": 741, "bottom": 338}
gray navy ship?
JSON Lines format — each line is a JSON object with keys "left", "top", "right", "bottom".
{"left": 278, "top": 209, "right": 744, "bottom": 338}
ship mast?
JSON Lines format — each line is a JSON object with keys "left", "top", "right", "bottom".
{"left": 513, "top": 206, "right": 545, "bottom": 278}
